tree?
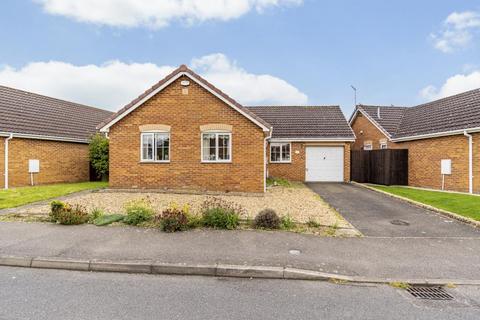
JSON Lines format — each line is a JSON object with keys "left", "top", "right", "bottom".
{"left": 89, "top": 133, "right": 109, "bottom": 181}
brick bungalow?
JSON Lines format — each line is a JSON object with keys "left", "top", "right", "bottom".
{"left": 349, "top": 88, "right": 480, "bottom": 194}
{"left": 0, "top": 86, "right": 113, "bottom": 189}
{"left": 98, "top": 65, "right": 355, "bottom": 193}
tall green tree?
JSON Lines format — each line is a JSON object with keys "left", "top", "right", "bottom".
{"left": 89, "top": 133, "right": 109, "bottom": 181}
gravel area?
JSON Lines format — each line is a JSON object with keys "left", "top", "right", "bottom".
{"left": 3, "top": 184, "right": 353, "bottom": 228}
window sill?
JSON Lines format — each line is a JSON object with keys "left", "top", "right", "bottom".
{"left": 140, "top": 160, "right": 170, "bottom": 164}
{"left": 270, "top": 161, "right": 292, "bottom": 164}
{"left": 201, "top": 160, "right": 232, "bottom": 164}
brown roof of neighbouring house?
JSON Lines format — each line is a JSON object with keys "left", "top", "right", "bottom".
{"left": 247, "top": 105, "right": 355, "bottom": 139}
{"left": 98, "top": 64, "right": 272, "bottom": 131}
{"left": 352, "top": 88, "right": 480, "bottom": 140}
{"left": 394, "top": 88, "right": 480, "bottom": 139}
{"left": 0, "top": 85, "right": 113, "bottom": 142}
{"left": 356, "top": 105, "right": 408, "bottom": 137}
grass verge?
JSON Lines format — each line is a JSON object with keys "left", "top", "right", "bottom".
{"left": 369, "top": 185, "right": 480, "bottom": 221}
{"left": 0, "top": 182, "right": 108, "bottom": 210}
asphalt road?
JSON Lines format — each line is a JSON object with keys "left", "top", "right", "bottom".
{"left": 308, "top": 183, "right": 480, "bottom": 237}
{"left": 0, "top": 266, "right": 479, "bottom": 320}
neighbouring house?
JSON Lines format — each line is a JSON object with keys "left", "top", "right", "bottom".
{"left": 349, "top": 88, "right": 480, "bottom": 194}
{"left": 98, "top": 65, "right": 355, "bottom": 193}
{"left": 0, "top": 86, "right": 113, "bottom": 189}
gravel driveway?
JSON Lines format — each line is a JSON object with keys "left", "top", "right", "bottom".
{"left": 3, "top": 184, "right": 354, "bottom": 228}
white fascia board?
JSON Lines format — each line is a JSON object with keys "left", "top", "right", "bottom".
{"left": 269, "top": 137, "right": 356, "bottom": 142}
{"left": 352, "top": 108, "right": 392, "bottom": 140}
{"left": 348, "top": 109, "right": 359, "bottom": 125}
{"left": 0, "top": 132, "right": 88, "bottom": 144}
{"left": 99, "top": 72, "right": 270, "bottom": 133}
{"left": 392, "top": 127, "right": 480, "bottom": 142}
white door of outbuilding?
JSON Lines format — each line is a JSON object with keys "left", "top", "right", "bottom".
{"left": 305, "top": 146, "right": 344, "bottom": 182}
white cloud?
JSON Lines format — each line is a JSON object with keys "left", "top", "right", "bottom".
{"left": 0, "top": 61, "right": 176, "bottom": 110}
{"left": 35, "top": 0, "right": 303, "bottom": 29}
{"left": 431, "top": 11, "right": 480, "bottom": 53}
{"left": 191, "top": 53, "right": 308, "bottom": 105}
{"left": 420, "top": 70, "right": 480, "bottom": 101}
{"left": 0, "top": 54, "right": 308, "bottom": 110}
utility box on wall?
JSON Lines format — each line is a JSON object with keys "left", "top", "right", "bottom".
{"left": 28, "top": 159, "right": 40, "bottom": 173}
{"left": 441, "top": 159, "right": 451, "bottom": 175}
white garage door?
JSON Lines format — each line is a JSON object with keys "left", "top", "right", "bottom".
{"left": 305, "top": 146, "right": 344, "bottom": 182}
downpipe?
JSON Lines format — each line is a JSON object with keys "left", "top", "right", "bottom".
{"left": 463, "top": 131, "right": 473, "bottom": 194}
{"left": 4, "top": 133, "right": 13, "bottom": 189}
{"left": 264, "top": 128, "right": 273, "bottom": 193}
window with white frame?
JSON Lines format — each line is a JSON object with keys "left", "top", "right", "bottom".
{"left": 141, "top": 132, "right": 170, "bottom": 162}
{"left": 379, "top": 141, "right": 388, "bottom": 149}
{"left": 363, "top": 141, "right": 373, "bottom": 151}
{"left": 202, "top": 132, "right": 231, "bottom": 162}
{"left": 270, "top": 143, "right": 291, "bottom": 163}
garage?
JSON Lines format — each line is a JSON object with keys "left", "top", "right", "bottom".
{"left": 305, "top": 146, "right": 344, "bottom": 182}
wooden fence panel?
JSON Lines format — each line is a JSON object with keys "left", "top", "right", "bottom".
{"left": 350, "top": 149, "right": 408, "bottom": 186}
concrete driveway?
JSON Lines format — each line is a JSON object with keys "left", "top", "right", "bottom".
{"left": 308, "top": 183, "right": 480, "bottom": 237}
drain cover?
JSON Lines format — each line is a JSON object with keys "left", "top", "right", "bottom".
{"left": 390, "top": 219, "right": 410, "bottom": 226}
{"left": 289, "top": 249, "right": 301, "bottom": 255}
{"left": 406, "top": 286, "right": 454, "bottom": 300}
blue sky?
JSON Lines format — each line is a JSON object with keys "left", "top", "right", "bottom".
{"left": 0, "top": 0, "right": 479, "bottom": 116}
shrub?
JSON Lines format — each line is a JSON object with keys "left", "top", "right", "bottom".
{"left": 186, "top": 214, "right": 203, "bottom": 229}
{"left": 201, "top": 197, "right": 245, "bottom": 230}
{"left": 89, "top": 133, "right": 109, "bottom": 181}
{"left": 89, "top": 208, "right": 104, "bottom": 223}
{"left": 49, "top": 201, "right": 89, "bottom": 225}
{"left": 157, "top": 208, "right": 189, "bottom": 232}
{"left": 280, "top": 214, "right": 295, "bottom": 230}
{"left": 253, "top": 208, "right": 280, "bottom": 229}
{"left": 49, "top": 200, "right": 65, "bottom": 222}
{"left": 123, "top": 199, "right": 154, "bottom": 225}
{"left": 94, "top": 214, "right": 125, "bottom": 226}
{"left": 203, "top": 208, "right": 239, "bottom": 230}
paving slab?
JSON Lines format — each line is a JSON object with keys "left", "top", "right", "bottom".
{"left": 0, "top": 222, "right": 480, "bottom": 281}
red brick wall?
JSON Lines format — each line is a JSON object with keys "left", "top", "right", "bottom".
{"left": 351, "top": 112, "right": 479, "bottom": 193}
{"left": 350, "top": 113, "right": 399, "bottom": 150}
{"left": 1, "top": 137, "right": 90, "bottom": 188}
{"left": 397, "top": 134, "right": 479, "bottom": 193}
{"left": 267, "top": 142, "right": 351, "bottom": 182}
{"left": 108, "top": 75, "right": 265, "bottom": 193}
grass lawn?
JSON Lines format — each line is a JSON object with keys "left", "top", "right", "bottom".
{"left": 370, "top": 185, "right": 480, "bottom": 221}
{"left": 0, "top": 182, "right": 108, "bottom": 210}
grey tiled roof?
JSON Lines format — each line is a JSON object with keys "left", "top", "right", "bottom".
{"left": 247, "top": 106, "right": 355, "bottom": 139}
{"left": 357, "top": 105, "right": 408, "bottom": 137}
{"left": 353, "top": 88, "right": 480, "bottom": 140}
{"left": 0, "top": 85, "right": 113, "bottom": 142}
{"left": 394, "top": 88, "right": 480, "bottom": 138}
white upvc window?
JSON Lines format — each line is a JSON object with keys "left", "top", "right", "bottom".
{"left": 363, "top": 141, "right": 373, "bottom": 151}
{"left": 380, "top": 141, "right": 388, "bottom": 149}
{"left": 141, "top": 132, "right": 170, "bottom": 162}
{"left": 270, "top": 143, "right": 291, "bottom": 163}
{"left": 201, "top": 132, "right": 232, "bottom": 163}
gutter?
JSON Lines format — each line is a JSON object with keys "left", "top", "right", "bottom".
{"left": 392, "top": 126, "right": 480, "bottom": 142}
{"left": 0, "top": 131, "right": 88, "bottom": 144}
{"left": 4, "top": 133, "right": 13, "bottom": 189}
{"left": 464, "top": 131, "right": 473, "bottom": 194}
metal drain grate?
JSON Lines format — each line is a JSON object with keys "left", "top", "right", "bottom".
{"left": 406, "top": 286, "right": 454, "bottom": 300}
{"left": 390, "top": 219, "right": 410, "bottom": 226}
